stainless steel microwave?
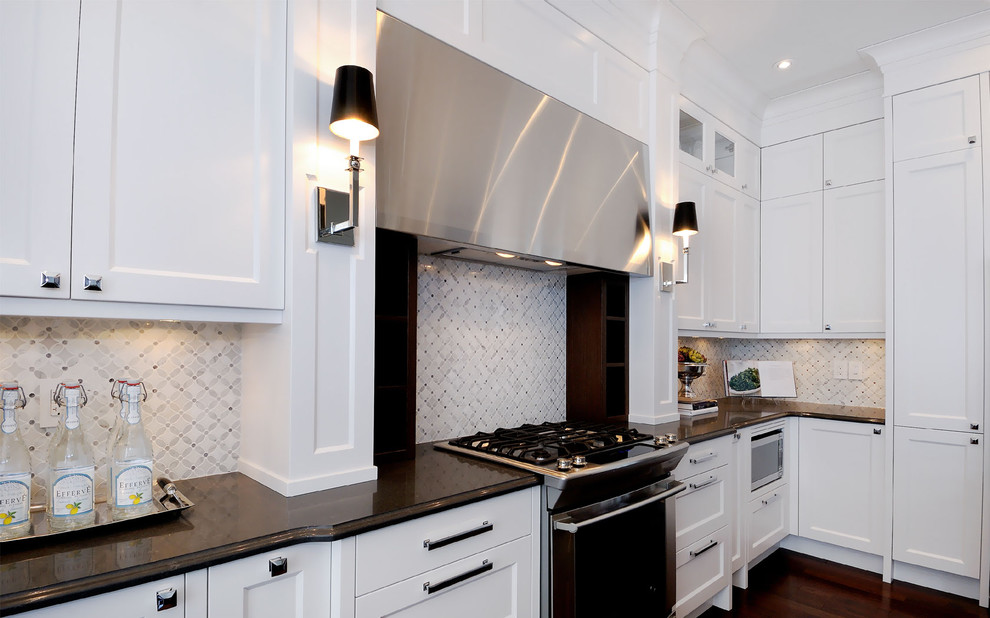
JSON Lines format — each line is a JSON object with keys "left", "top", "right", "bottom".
{"left": 751, "top": 428, "right": 784, "bottom": 491}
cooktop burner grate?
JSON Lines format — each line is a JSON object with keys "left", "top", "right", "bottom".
{"left": 447, "top": 421, "right": 652, "bottom": 465}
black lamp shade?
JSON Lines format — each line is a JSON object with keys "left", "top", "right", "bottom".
{"left": 329, "top": 65, "right": 380, "bottom": 141}
{"left": 673, "top": 201, "right": 699, "bottom": 237}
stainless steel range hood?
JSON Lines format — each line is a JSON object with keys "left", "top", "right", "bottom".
{"left": 375, "top": 13, "right": 653, "bottom": 276}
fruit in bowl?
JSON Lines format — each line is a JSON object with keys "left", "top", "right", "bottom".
{"left": 678, "top": 346, "right": 706, "bottom": 364}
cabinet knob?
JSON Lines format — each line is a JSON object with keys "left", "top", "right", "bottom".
{"left": 83, "top": 275, "right": 103, "bottom": 291}
{"left": 269, "top": 556, "right": 288, "bottom": 577}
{"left": 40, "top": 272, "right": 61, "bottom": 289}
{"left": 156, "top": 588, "right": 178, "bottom": 611}
{"left": 825, "top": 179, "right": 832, "bottom": 187}
{"left": 968, "top": 135, "right": 977, "bottom": 145}
{"left": 972, "top": 438, "right": 980, "bottom": 445}
{"left": 971, "top": 423, "right": 980, "bottom": 430}
{"left": 739, "top": 324, "right": 747, "bottom": 330}
{"left": 742, "top": 183, "right": 748, "bottom": 190}
{"left": 873, "top": 428, "right": 881, "bottom": 435}
{"left": 824, "top": 324, "right": 832, "bottom": 331}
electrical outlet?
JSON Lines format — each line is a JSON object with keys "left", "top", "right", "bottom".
{"left": 35, "top": 379, "right": 61, "bottom": 429}
{"left": 849, "top": 361, "right": 864, "bottom": 380}
{"left": 832, "top": 360, "right": 848, "bottom": 380}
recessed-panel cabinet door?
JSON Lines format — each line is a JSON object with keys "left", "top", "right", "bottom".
{"left": 761, "top": 134, "right": 823, "bottom": 201}
{"left": 893, "top": 149, "right": 983, "bottom": 431}
{"left": 823, "top": 119, "right": 884, "bottom": 189}
{"left": 208, "top": 544, "right": 331, "bottom": 617}
{"left": 798, "top": 419, "right": 884, "bottom": 555}
{"left": 703, "top": 182, "right": 739, "bottom": 331}
{"left": 892, "top": 75, "right": 982, "bottom": 162}
{"left": 823, "top": 180, "right": 884, "bottom": 333}
{"left": 893, "top": 427, "right": 983, "bottom": 578}
{"left": 760, "top": 192, "right": 823, "bottom": 333}
{"left": 71, "top": 0, "right": 286, "bottom": 309}
{"left": 676, "top": 167, "right": 709, "bottom": 331}
{"left": 734, "top": 194, "right": 760, "bottom": 333}
{"left": 0, "top": 0, "right": 79, "bottom": 299}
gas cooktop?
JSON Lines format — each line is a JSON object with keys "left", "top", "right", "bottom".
{"left": 436, "top": 421, "right": 686, "bottom": 482}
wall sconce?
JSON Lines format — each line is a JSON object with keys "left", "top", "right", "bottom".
{"left": 660, "top": 201, "right": 699, "bottom": 293}
{"left": 317, "top": 65, "right": 380, "bottom": 246}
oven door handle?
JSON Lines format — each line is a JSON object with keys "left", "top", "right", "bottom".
{"left": 552, "top": 481, "right": 685, "bottom": 533}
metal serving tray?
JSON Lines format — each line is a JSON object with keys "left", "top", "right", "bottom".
{"left": 0, "top": 477, "right": 193, "bottom": 550}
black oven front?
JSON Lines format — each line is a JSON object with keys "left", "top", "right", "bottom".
{"left": 549, "top": 478, "right": 684, "bottom": 618}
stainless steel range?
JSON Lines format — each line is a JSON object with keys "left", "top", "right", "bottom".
{"left": 437, "top": 421, "right": 687, "bottom": 618}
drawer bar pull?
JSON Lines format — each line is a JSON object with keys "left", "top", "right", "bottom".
{"left": 424, "top": 560, "right": 493, "bottom": 595}
{"left": 761, "top": 493, "right": 780, "bottom": 506}
{"left": 156, "top": 587, "right": 178, "bottom": 611}
{"left": 424, "top": 521, "right": 493, "bottom": 551}
{"left": 688, "top": 452, "right": 717, "bottom": 464}
{"left": 689, "top": 475, "right": 718, "bottom": 490}
{"left": 269, "top": 557, "right": 288, "bottom": 577}
{"left": 689, "top": 540, "right": 718, "bottom": 558}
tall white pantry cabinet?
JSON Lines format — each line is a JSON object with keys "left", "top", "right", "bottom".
{"left": 889, "top": 74, "right": 989, "bottom": 586}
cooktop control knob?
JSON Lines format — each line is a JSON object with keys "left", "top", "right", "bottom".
{"left": 654, "top": 436, "right": 668, "bottom": 447}
{"left": 665, "top": 433, "right": 678, "bottom": 443}
{"left": 572, "top": 455, "right": 587, "bottom": 467}
{"left": 556, "top": 457, "right": 573, "bottom": 471}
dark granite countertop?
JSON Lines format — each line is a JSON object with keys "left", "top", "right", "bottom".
{"left": 631, "top": 397, "right": 885, "bottom": 444}
{"left": 0, "top": 444, "right": 540, "bottom": 615}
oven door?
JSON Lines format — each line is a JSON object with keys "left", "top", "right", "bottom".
{"left": 550, "top": 479, "right": 684, "bottom": 618}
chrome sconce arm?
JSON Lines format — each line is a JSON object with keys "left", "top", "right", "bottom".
{"left": 660, "top": 201, "right": 698, "bottom": 293}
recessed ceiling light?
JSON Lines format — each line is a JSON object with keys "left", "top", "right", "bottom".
{"left": 495, "top": 252, "right": 515, "bottom": 259}
{"left": 775, "top": 59, "right": 792, "bottom": 70}
{"left": 545, "top": 260, "right": 563, "bottom": 267}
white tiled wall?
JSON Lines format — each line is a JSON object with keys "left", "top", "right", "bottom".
{"left": 679, "top": 336, "right": 885, "bottom": 407}
{"left": 416, "top": 256, "right": 567, "bottom": 443}
{"left": 0, "top": 317, "right": 241, "bottom": 505}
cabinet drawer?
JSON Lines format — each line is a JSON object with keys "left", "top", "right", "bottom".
{"left": 355, "top": 535, "right": 533, "bottom": 618}
{"left": 356, "top": 489, "right": 533, "bottom": 596}
{"left": 675, "top": 525, "right": 730, "bottom": 618}
{"left": 675, "top": 465, "right": 729, "bottom": 551}
{"left": 748, "top": 483, "right": 789, "bottom": 560}
{"left": 19, "top": 574, "right": 186, "bottom": 617}
{"left": 674, "top": 436, "right": 732, "bottom": 479}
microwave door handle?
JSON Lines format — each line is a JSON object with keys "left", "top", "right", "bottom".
{"left": 553, "top": 482, "right": 685, "bottom": 533}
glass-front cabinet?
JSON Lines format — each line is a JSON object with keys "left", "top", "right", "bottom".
{"left": 679, "top": 97, "right": 759, "bottom": 199}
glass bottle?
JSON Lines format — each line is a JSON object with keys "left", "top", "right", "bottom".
{"left": 0, "top": 382, "right": 31, "bottom": 539}
{"left": 109, "top": 380, "right": 154, "bottom": 520}
{"left": 48, "top": 381, "right": 95, "bottom": 530}
{"left": 107, "top": 378, "right": 129, "bottom": 467}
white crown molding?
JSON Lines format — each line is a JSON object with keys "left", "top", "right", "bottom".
{"left": 862, "top": 9, "right": 990, "bottom": 68}
{"left": 653, "top": 0, "right": 704, "bottom": 79}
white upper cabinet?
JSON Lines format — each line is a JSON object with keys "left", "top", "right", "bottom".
{"left": 677, "top": 166, "right": 760, "bottom": 334}
{"left": 70, "top": 0, "right": 286, "bottom": 309}
{"left": 760, "top": 192, "right": 823, "bottom": 334}
{"left": 760, "top": 134, "right": 823, "bottom": 201}
{"left": 892, "top": 75, "right": 982, "bottom": 162}
{"left": 0, "top": 0, "right": 79, "bottom": 300}
{"left": 680, "top": 98, "right": 760, "bottom": 199}
{"left": 822, "top": 181, "right": 885, "bottom": 333}
{"left": 823, "top": 120, "right": 885, "bottom": 189}
{"left": 892, "top": 148, "right": 983, "bottom": 431}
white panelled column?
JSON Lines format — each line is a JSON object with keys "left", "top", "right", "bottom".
{"left": 628, "top": 7, "right": 702, "bottom": 425}
{"left": 239, "top": 0, "right": 377, "bottom": 495}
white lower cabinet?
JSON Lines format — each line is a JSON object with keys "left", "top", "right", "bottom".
{"left": 18, "top": 574, "right": 189, "bottom": 617}
{"left": 798, "top": 419, "right": 884, "bottom": 555}
{"left": 747, "top": 483, "right": 789, "bottom": 560}
{"left": 675, "top": 526, "right": 731, "bottom": 617}
{"left": 892, "top": 426, "right": 983, "bottom": 578}
{"left": 675, "top": 466, "right": 730, "bottom": 551}
{"left": 355, "top": 535, "right": 532, "bottom": 618}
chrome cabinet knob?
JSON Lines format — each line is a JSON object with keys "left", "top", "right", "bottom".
{"left": 972, "top": 438, "right": 980, "bottom": 445}
{"left": 40, "top": 272, "right": 61, "bottom": 288}
{"left": 825, "top": 179, "right": 832, "bottom": 187}
{"left": 824, "top": 324, "right": 832, "bottom": 331}
{"left": 83, "top": 275, "right": 103, "bottom": 291}
{"left": 873, "top": 428, "right": 881, "bottom": 435}
{"left": 969, "top": 135, "right": 977, "bottom": 145}
{"left": 156, "top": 588, "right": 178, "bottom": 611}
{"left": 269, "top": 556, "right": 288, "bottom": 577}
{"left": 971, "top": 423, "right": 980, "bottom": 430}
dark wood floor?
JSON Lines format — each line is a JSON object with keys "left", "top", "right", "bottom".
{"left": 699, "top": 549, "right": 990, "bottom": 617}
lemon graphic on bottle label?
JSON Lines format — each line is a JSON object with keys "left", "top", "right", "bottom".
{"left": 67, "top": 502, "right": 81, "bottom": 515}
{"left": 1, "top": 511, "right": 15, "bottom": 525}
{"left": 129, "top": 492, "right": 143, "bottom": 505}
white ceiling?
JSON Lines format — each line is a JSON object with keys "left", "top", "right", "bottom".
{"left": 670, "top": 0, "right": 990, "bottom": 100}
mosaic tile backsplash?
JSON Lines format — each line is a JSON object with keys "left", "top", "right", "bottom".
{"left": 416, "top": 256, "right": 567, "bottom": 443}
{"left": 0, "top": 317, "right": 241, "bottom": 505}
{"left": 679, "top": 336, "right": 885, "bottom": 408}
